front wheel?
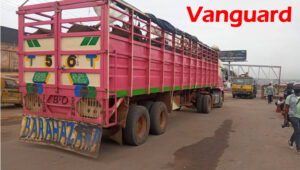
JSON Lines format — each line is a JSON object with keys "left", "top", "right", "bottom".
{"left": 123, "top": 105, "right": 150, "bottom": 146}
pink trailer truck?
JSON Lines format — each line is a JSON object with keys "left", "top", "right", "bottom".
{"left": 18, "top": 0, "right": 224, "bottom": 158}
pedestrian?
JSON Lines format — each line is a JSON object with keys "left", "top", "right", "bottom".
{"left": 284, "top": 83, "right": 300, "bottom": 154}
{"left": 275, "top": 97, "right": 285, "bottom": 112}
{"left": 284, "top": 82, "right": 294, "bottom": 99}
{"left": 265, "top": 83, "right": 275, "bottom": 104}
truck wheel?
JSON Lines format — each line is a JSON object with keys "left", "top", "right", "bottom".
{"left": 202, "top": 95, "right": 212, "bottom": 114}
{"left": 196, "top": 95, "right": 204, "bottom": 113}
{"left": 140, "top": 101, "right": 154, "bottom": 111}
{"left": 149, "top": 102, "right": 168, "bottom": 135}
{"left": 123, "top": 105, "right": 150, "bottom": 146}
{"left": 232, "top": 94, "right": 235, "bottom": 98}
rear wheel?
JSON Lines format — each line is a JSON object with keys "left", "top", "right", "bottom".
{"left": 123, "top": 105, "right": 150, "bottom": 145}
{"left": 140, "top": 101, "right": 154, "bottom": 111}
{"left": 149, "top": 102, "right": 168, "bottom": 135}
{"left": 202, "top": 95, "right": 212, "bottom": 114}
{"left": 196, "top": 95, "right": 204, "bottom": 113}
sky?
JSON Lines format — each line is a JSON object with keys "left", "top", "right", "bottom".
{"left": 1, "top": 0, "right": 299, "bottom": 80}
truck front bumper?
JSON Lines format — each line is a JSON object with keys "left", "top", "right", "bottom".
{"left": 232, "top": 91, "right": 253, "bottom": 95}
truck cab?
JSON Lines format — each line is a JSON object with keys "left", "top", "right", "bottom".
{"left": 232, "top": 76, "right": 257, "bottom": 99}
{"left": 1, "top": 77, "right": 22, "bottom": 105}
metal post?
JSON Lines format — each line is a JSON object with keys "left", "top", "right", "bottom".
{"left": 278, "top": 66, "right": 282, "bottom": 95}
{"left": 228, "top": 61, "right": 231, "bottom": 81}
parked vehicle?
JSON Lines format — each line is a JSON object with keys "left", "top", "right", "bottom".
{"left": 1, "top": 77, "right": 22, "bottom": 105}
{"left": 232, "top": 75, "right": 257, "bottom": 98}
{"left": 17, "top": 0, "right": 224, "bottom": 158}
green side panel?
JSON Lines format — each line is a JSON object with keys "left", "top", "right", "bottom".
{"left": 207, "top": 84, "right": 210, "bottom": 87}
{"left": 80, "top": 37, "right": 91, "bottom": 46}
{"left": 89, "top": 37, "right": 100, "bottom": 46}
{"left": 70, "top": 73, "right": 89, "bottom": 85}
{"left": 114, "top": 84, "right": 210, "bottom": 98}
{"left": 202, "top": 84, "right": 205, "bottom": 88}
{"left": 88, "top": 87, "right": 96, "bottom": 98}
{"left": 132, "top": 88, "right": 147, "bottom": 96}
{"left": 163, "top": 86, "right": 172, "bottom": 92}
{"left": 150, "top": 87, "right": 160, "bottom": 93}
{"left": 32, "top": 72, "right": 48, "bottom": 83}
{"left": 117, "top": 90, "right": 129, "bottom": 97}
{"left": 174, "top": 86, "right": 181, "bottom": 91}
{"left": 32, "top": 39, "right": 40, "bottom": 47}
{"left": 27, "top": 40, "right": 34, "bottom": 47}
{"left": 26, "top": 83, "right": 33, "bottom": 93}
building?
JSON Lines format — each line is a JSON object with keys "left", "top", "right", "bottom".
{"left": 1, "top": 26, "right": 19, "bottom": 72}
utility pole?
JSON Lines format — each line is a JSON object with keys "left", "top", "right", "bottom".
{"left": 228, "top": 61, "right": 231, "bottom": 81}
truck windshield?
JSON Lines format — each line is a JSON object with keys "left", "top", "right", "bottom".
{"left": 5, "top": 79, "right": 18, "bottom": 89}
{"left": 233, "top": 78, "right": 252, "bottom": 85}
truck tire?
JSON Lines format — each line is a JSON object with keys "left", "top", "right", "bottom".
{"left": 202, "top": 95, "right": 212, "bottom": 114}
{"left": 196, "top": 95, "right": 204, "bottom": 113}
{"left": 149, "top": 102, "right": 168, "bottom": 135}
{"left": 123, "top": 105, "right": 150, "bottom": 146}
{"left": 232, "top": 94, "right": 235, "bottom": 98}
{"left": 140, "top": 101, "right": 154, "bottom": 111}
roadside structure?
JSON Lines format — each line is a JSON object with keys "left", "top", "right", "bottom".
{"left": 1, "top": 26, "right": 19, "bottom": 79}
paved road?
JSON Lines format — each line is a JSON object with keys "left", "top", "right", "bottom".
{"left": 2, "top": 94, "right": 300, "bottom": 170}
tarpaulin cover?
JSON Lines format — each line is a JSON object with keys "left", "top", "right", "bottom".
{"left": 146, "top": 13, "right": 176, "bottom": 34}
{"left": 146, "top": 13, "right": 199, "bottom": 42}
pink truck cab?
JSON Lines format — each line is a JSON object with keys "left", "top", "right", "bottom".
{"left": 18, "top": 0, "right": 224, "bottom": 158}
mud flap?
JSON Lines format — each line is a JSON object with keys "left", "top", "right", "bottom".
{"left": 109, "top": 125, "right": 123, "bottom": 145}
{"left": 19, "top": 115, "right": 102, "bottom": 158}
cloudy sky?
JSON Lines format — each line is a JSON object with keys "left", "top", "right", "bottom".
{"left": 1, "top": 0, "right": 299, "bottom": 79}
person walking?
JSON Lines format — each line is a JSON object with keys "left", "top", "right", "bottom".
{"left": 284, "top": 83, "right": 300, "bottom": 154}
{"left": 265, "top": 83, "right": 275, "bottom": 104}
{"left": 284, "top": 82, "right": 294, "bottom": 99}
{"left": 275, "top": 97, "right": 285, "bottom": 112}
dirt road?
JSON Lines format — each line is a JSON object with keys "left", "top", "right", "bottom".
{"left": 1, "top": 94, "right": 300, "bottom": 170}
